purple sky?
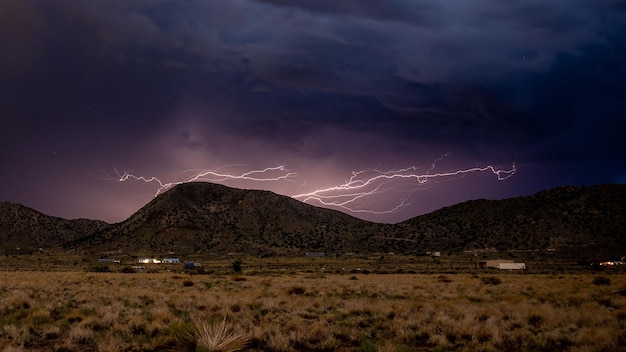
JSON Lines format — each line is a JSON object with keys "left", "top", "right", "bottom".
{"left": 1, "top": 0, "right": 625, "bottom": 224}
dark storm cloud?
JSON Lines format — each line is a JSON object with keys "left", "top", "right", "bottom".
{"left": 252, "top": 0, "right": 445, "bottom": 27}
{"left": 238, "top": 0, "right": 626, "bottom": 163}
{"left": 4, "top": 0, "right": 620, "bottom": 139}
{"left": 1, "top": 0, "right": 624, "bottom": 222}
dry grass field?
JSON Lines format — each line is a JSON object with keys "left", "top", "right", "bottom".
{"left": 1, "top": 270, "right": 626, "bottom": 351}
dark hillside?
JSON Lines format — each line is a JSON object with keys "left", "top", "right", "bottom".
{"left": 2, "top": 184, "right": 625, "bottom": 261}
{"left": 69, "top": 182, "right": 382, "bottom": 255}
{"left": 383, "top": 184, "right": 626, "bottom": 259}
{"left": 0, "top": 202, "right": 108, "bottom": 253}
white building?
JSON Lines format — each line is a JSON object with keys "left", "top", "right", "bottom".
{"left": 163, "top": 258, "right": 180, "bottom": 263}
{"left": 497, "top": 262, "right": 526, "bottom": 270}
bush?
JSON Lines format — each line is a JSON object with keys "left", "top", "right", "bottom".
{"left": 286, "top": 286, "right": 306, "bottom": 295}
{"left": 232, "top": 260, "right": 243, "bottom": 273}
{"left": 86, "top": 264, "right": 110, "bottom": 273}
{"left": 481, "top": 276, "right": 502, "bottom": 285}
{"left": 437, "top": 275, "right": 452, "bottom": 283}
{"left": 186, "top": 266, "right": 214, "bottom": 275}
{"left": 592, "top": 276, "right": 611, "bottom": 286}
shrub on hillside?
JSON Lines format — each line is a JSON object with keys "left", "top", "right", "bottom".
{"left": 86, "top": 264, "right": 110, "bottom": 273}
{"left": 592, "top": 276, "right": 611, "bottom": 286}
{"left": 481, "top": 276, "right": 502, "bottom": 285}
{"left": 286, "top": 286, "right": 306, "bottom": 295}
{"left": 232, "top": 260, "right": 243, "bottom": 273}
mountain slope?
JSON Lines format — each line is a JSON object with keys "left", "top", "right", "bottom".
{"left": 384, "top": 184, "right": 626, "bottom": 258}
{"left": 0, "top": 202, "right": 109, "bottom": 253}
{"left": 69, "top": 182, "right": 383, "bottom": 255}
{"left": 2, "top": 183, "right": 625, "bottom": 260}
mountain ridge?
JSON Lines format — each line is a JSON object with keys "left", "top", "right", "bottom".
{"left": 1, "top": 183, "right": 625, "bottom": 260}
{"left": 62, "top": 182, "right": 382, "bottom": 256}
{"left": 0, "top": 202, "right": 109, "bottom": 253}
{"left": 388, "top": 184, "right": 626, "bottom": 258}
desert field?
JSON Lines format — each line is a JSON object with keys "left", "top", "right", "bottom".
{"left": 1, "top": 269, "right": 626, "bottom": 351}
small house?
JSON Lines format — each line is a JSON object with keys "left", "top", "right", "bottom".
{"left": 497, "top": 262, "right": 526, "bottom": 270}
{"left": 481, "top": 259, "right": 514, "bottom": 268}
{"left": 138, "top": 258, "right": 161, "bottom": 264}
{"left": 163, "top": 258, "right": 180, "bottom": 263}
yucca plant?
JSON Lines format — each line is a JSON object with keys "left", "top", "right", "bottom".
{"left": 174, "top": 317, "right": 248, "bottom": 352}
{"left": 195, "top": 317, "right": 248, "bottom": 352}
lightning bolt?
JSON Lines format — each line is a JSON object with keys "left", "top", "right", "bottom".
{"left": 108, "top": 158, "right": 515, "bottom": 217}
{"left": 292, "top": 163, "right": 516, "bottom": 215}
{"left": 112, "top": 165, "right": 297, "bottom": 197}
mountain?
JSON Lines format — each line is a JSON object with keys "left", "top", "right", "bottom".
{"left": 0, "top": 202, "right": 108, "bottom": 254}
{"left": 1, "top": 183, "right": 625, "bottom": 260}
{"left": 66, "top": 182, "right": 383, "bottom": 256}
{"left": 382, "top": 184, "right": 626, "bottom": 259}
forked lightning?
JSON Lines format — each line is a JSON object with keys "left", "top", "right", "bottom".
{"left": 113, "top": 161, "right": 516, "bottom": 215}
{"left": 292, "top": 164, "right": 516, "bottom": 215}
{"left": 114, "top": 165, "right": 297, "bottom": 197}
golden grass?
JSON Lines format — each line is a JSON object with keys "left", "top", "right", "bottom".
{"left": 0, "top": 271, "right": 625, "bottom": 351}
{"left": 194, "top": 317, "right": 249, "bottom": 352}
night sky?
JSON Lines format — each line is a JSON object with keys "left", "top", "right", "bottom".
{"left": 1, "top": 1, "right": 625, "bottom": 224}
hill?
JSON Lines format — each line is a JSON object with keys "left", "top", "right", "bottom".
{"left": 66, "top": 182, "right": 383, "bottom": 256}
{"left": 1, "top": 183, "right": 625, "bottom": 260}
{"left": 383, "top": 184, "right": 626, "bottom": 259}
{"left": 0, "top": 202, "right": 108, "bottom": 254}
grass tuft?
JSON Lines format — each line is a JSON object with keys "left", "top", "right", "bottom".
{"left": 170, "top": 321, "right": 197, "bottom": 349}
{"left": 286, "top": 286, "right": 306, "bottom": 295}
{"left": 481, "top": 276, "right": 502, "bottom": 285}
{"left": 195, "top": 317, "right": 248, "bottom": 352}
